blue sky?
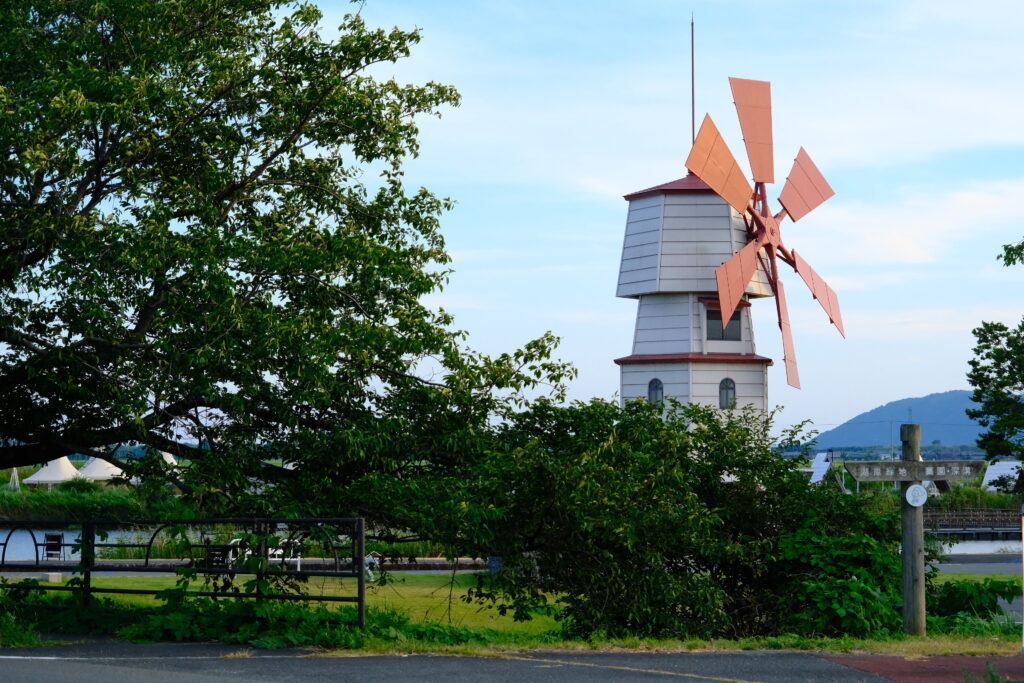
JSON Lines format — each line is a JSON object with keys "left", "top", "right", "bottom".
{"left": 322, "top": 1, "right": 1024, "bottom": 435}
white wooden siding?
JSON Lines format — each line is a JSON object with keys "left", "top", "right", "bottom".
{"left": 631, "top": 294, "right": 692, "bottom": 355}
{"left": 620, "top": 364, "right": 690, "bottom": 404}
{"left": 620, "top": 361, "right": 767, "bottom": 411}
{"left": 616, "top": 190, "right": 772, "bottom": 299}
{"left": 616, "top": 188, "right": 770, "bottom": 412}
{"left": 615, "top": 195, "right": 663, "bottom": 297}
{"left": 691, "top": 364, "right": 768, "bottom": 410}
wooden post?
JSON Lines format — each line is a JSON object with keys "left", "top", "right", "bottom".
{"left": 356, "top": 518, "right": 366, "bottom": 630}
{"left": 81, "top": 522, "right": 94, "bottom": 608}
{"left": 900, "top": 423, "right": 925, "bottom": 635}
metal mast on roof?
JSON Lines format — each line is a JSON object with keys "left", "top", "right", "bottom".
{"left": 691, "top": 15, "right": 695, "bottom": 144}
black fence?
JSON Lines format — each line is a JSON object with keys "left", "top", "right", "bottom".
{"left": 0, "top": 517, "right": 366, "bottom": 627}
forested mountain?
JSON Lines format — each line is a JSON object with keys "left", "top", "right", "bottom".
{"left": 812, "top": 390, "right": 983, "bottom": 449}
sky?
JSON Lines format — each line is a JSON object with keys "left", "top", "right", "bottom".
{"left": 318, "top": 0, "right": 1024, "bottom": 436}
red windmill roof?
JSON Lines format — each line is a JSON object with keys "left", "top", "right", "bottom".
{"left": 623, "top": 171, "right": 712, "bottom": 201}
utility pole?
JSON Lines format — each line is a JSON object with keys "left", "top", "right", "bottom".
{"left": 901, "top": 423, "right": 925, "bottom": 635}
{"left": 844, "top": 442, "right": 980, "bottom": 637}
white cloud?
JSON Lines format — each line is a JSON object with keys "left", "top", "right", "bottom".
{"left": 795, "top": 178, "right": 1024, "bottom": 268}
{"left": 825, "top": 271, "right": 925, "bottom": 292}
{"left": 789, "top": 305, "right": 1024, "bottom": 341}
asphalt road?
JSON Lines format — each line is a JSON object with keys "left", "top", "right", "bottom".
{"left": 0, "top": 557, "right": 1020, "bottom": 682}
{"left": 5, "top": 643, "right": 1018, "bottom": 682}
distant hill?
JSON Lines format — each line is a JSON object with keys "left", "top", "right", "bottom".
{"left": 812, "top": 390, "right": 984, "bottom": 449}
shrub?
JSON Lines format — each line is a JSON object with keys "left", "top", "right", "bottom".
{"left": 57, "top": 479, "right": 103, "bottom": 494}
{"left": 390, "top": 399, "right": 903, "bottom": 639}
{"left": 0, "top": 610, "right": 41, "bottom": 647}
{"left": 774, "top": 518, "right": 901, "bottom": 636}
{"left": 928, "top": 577, "right": 1019, "bottom": 618}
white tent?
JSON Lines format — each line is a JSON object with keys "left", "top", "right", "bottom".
{"left": 23, "top": 457, "right": 83, "bottom": 488}
{"left": 78, "top": 457, "right": 124, "bottom": 482}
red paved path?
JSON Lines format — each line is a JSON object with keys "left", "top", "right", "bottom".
{"left": 830, "top": 655, "right": 1024, "bottom": 682}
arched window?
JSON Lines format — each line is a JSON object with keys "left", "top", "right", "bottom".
{"left": 647, "top": 378, "right": 664, "bottom": 403}
{"left": 719, "top": 378, "right": 736, "bottom": 409}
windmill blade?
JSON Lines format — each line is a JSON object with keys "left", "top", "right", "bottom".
{"left": 775, "top": 277, "right": 801, "bottom": 389}
{"left": 686, "top": 114, "right": 754, "bottom": 215}
{"left": 729, "top": 77, "right": 774, "bottom": 183}
{"left": 778, "top": 147, "right": 835, "bottom": 222}
{"left": 792, "top": 249, "right": 845, "bottom": 337}
{"left": 715, "top": 237, "right": 763, "bottom": 326}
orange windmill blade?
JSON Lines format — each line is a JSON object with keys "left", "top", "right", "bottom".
{"left": 715, "top": 235, "right": 764, "bottom": 326}
{"left": 729, "top": 77, "right": 773, "bottom": 183}
{"left": 686, "top": 77, "right": 844, "bottom": 388}
{"left": 792, "top": 250, "right": 845, "bottom": 337}
{"left": 778, "top": 147, "right": 835, "bottom": 222}
{"left": 773, "top": 276, "right": 800, "bottom": 389}
{"left": 685, "top": 114, "right": 753, "bottom": 214}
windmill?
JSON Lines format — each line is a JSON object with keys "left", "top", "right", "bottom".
{"left": 685, "top": 77, "right": 844, "bottom": 389}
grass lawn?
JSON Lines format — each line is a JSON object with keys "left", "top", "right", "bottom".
{"left": 77, "top": 570, "right": 558, "bottom": 636}
{"left": 26, "top": 571, "right": 1021, "bottom": 656}
{"left": 935, "top": 573, "right": 1021, "bottom": 586}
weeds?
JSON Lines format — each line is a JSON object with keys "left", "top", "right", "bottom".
{"left": 0, "top": 611, "right": 41, "bottom": 647}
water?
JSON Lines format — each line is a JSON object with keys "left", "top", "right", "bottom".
{"left": 945, "top": 540, "right": 1022, "bottom": 555}
{"left": 0, "top": 527, "right": 82, "bottom": 563}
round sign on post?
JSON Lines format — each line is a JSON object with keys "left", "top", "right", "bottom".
{"left": 905, "top": 484, "right": 928, "bottom": 507}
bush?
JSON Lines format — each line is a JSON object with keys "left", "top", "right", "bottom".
{"left": 385, "top": 399, "right": 903, "bottom": 639}
{"left": 774, "top": 519, "right": 901, "bottom": 636}
{"left": 122, "top": 600, "right": 494, "bottom": 649}
{"left": 0, "top": 610, "right": 41, "bottom": 647}
{"left": 928, "top": 578, "right": 1019, "bottom": 618}
{"left": 0, "top": 577, "right": 495, "bottom": 649}
{"left": 57, "top": 479, "right": 103, "bottom": 494}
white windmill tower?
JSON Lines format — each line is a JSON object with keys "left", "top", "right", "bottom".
{"left": 615, "top": 77, "right": 844, "bottom": 410}
{"left": 614, "top": 172, "right": 774, "bottom": 409}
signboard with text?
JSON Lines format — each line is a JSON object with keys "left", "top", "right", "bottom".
{"left": 844, "top": 460, "right": 980, "bottom": 483}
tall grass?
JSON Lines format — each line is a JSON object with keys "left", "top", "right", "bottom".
{"left": 0, "top": 487, "right": 146, "bottom": 522}
{"left": 927, "top": 482, "right": 1020, "bottom": 509}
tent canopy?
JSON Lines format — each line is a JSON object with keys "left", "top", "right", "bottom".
{"left": 24, "top": 457, "right": 83, "bottom": 485}
{"left": 78, "top": 457, "right": 124, "bottom": 482}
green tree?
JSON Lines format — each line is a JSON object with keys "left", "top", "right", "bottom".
{"left": 967, "top": 237, "right": 1024, "bottom": 488}
{"left": 0, "top": 1, "right": 572, "bottom": 507}
{"left": 967, "top": 321, "right": 1024, "bottom": 458}
{"left": 362, "top": 398, "right": 901, "bottom": 638}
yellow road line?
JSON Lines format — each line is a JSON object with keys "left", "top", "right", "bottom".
{"left": 495, "top": 654, "right": 766, "bottom": 682}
